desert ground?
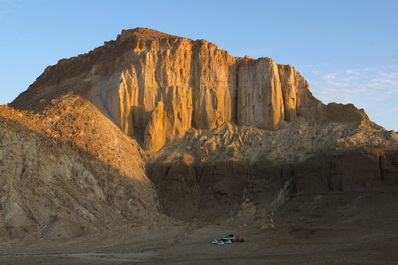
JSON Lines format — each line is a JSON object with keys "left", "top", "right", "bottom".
{"left": 1, "top": 193, "right": 397, "bottom": 265}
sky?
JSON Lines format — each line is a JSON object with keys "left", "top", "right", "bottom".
{"left": 1, "top": 0, "right": 397, "bottom": 130}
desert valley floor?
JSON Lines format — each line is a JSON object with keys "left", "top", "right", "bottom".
{"left": 1, "top": 193, "right": 397, "bottom": 265}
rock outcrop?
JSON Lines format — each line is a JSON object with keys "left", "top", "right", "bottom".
{"left": 11, "top": 28, "right": 334, "bottom": 152}
{"left": 98, "top": 30, "right": 238, "bottom": 149}
{"left": 238, "top": 57, "right": 284, "bottom": 129}
{"left": 147, "top": 147, "right": 398, "bottom": 222}
{"left": 295, "top": 148, "right": 398, "bottom": 194}
{"left": 104, "top": 29, "right": 318, "bottom": 149}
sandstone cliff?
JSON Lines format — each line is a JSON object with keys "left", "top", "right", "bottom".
{"left": 12, "top": 28, "right": 351, "bottom": 152}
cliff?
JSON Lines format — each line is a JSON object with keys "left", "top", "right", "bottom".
{"left": 12, "top": 28, "right": 360, "bottom": 152}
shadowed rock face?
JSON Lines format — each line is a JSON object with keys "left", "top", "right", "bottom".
{"left": 295, "top": 148, "right": 398, "bottom": 194}
{"left": 147, "top": 148, "right": 398, "bottom": 222}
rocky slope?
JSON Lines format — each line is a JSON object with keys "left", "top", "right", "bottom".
{"left": 2, "top": 28, "right": 398, "bottom": 237}
{"left": 0, "top": 100, "right": 163, "bottom": 239}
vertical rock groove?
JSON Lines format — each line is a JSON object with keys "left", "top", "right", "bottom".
{"left": 90, "top": 29, "right": 316, "bottom": 151}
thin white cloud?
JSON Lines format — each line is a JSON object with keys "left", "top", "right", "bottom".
{"left": 372, "top": 107, "right": 398, "bottom": 118}
{"left": 379, "top": 72, "right": 398, "bottom": 79}
{"left": 0, "top": 0, "right": 22, "bottom": 18}
{"left": 311, "top": 66, "right": 398, "bottom": 106}
{"left": 309, "top": 65, "right": 398, "bottom": 129}
{"left": 0, "top": 10, "right": 9, "bottom": 17}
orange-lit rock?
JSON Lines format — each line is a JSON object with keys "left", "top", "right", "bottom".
{"left": 10, "top": 28, "right": 372, "bottom": 153}
{"left": 93, "top": 28, "right": 316, "bottom": 149}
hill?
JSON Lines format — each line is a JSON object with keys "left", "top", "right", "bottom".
{"left": 0, "top": 27, "right": 398, "bottom": 264}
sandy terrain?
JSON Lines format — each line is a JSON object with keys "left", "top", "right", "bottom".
{"left": 1, "top": 193, "right": 397, "bottom": 265}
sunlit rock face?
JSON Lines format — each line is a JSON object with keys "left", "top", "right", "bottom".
{"left": 97, "top": 29, "right": 237, "bottom": 151}
{"left": 90, "top": 28, "right": 318, "bottom": 151}
{"left": 237, "top": 57, "right": 285, "bottom": 129}
{"left": 9, "top": 28, "right": 329, "bottom": 151}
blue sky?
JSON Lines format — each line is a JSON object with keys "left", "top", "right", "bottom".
{"left": 1, "top": 0, "right": 397, "bottom": 130}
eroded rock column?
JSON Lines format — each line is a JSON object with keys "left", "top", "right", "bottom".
{"left": 237, "top": 57, "right": 285, "bottom": 130}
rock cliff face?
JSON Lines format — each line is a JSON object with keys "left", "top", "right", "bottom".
{"left": 102, "top": 29, "right": 315, "bottom": 150}
{"left": 12, "top": 28, "right": 320, "bottom": 152}
{"left": 100, "top": 30, "right": 238, "bottom": 151}
{"left": 147, "top": 147, "right": 398, "bottom": 222}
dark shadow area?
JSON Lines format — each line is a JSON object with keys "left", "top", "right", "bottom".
{"left": 147, "top": 147, "right": 398, "bottom": 223}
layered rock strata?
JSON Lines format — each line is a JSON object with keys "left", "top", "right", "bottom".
{"left": 147, "top": 147, "right": 398, "bottom": 222}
